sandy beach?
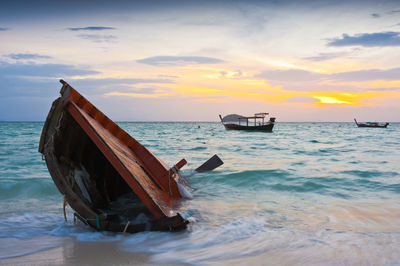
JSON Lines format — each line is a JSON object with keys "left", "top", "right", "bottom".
{"left": 0, "top": 240, "right": 179, "bottom": 266}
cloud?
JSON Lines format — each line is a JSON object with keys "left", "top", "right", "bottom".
{"left": 219, "top": 69, "right": 247, "bottom": 79}
{"left": 285, "top": 96, "right": 318, "bottom": 103}
{"left": 371, "top": 13, "right": 380, "bottom": 18}
{"left": 66, "top": 26, "right": 117, "bottom": 42}
{"left": 137, "top": 55, "right": 224, "bottom": 66}
{"left": 70, "top": 77, "right": 174, "bottom": 86}
{"left": 0, "top": 60, "right": 98, "bottom": 121}
{"left": 158, "top": 74, "right": 179, "bottom": 79}
{"left": 67, "top": 26, "right": 115, "bottom": 31}
{"left": 6, "top": 53, "right": 52, "bottom": 60}
{"left": 303, "top": 51, "right": 350, "bottom": 61}
{"left": 77, "top": 34, "right": 117, "bottom": 43}
{"left": 256, "top": 67, "right": 400, "bottom": 92}
{"left": 366, "top": 87, "right": 400, "bottom": 91}
{"left": 0, "top": 60, "right": 175, "bottom": 120}
{"left": 67, "top": 77, "right": 174, "bottom": 94}
{"left": 257, "top": 69, "right": 322, "bottom": 82}
{"left": 0, "top": 61, "right": 99, "bottom": 78}
{"left": 330, "top": 68, "right": 400, "bottom": 82}
{"left": 104, "top": 87, "right": 174, "bottom": 98}
{"left": 328, "top": 32, "right": 400, "bottom": 47}
{"left": 0, "top": 27, "right": 9, "bottom": 31}
{"left": 0, "top": 61, "right": 100, "bottom": 99}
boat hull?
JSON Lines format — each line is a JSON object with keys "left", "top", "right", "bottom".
{"left": 354, "top": 118, "right": 389, "bottom": 128}
{"left": 39, "top": 80, "right": 188, "bottom": 233}
{"left": 356, "top": 124, "right": 389, "bottom": 128}
{"left": 223, "top": 123, "right": 274, "bottom": 132}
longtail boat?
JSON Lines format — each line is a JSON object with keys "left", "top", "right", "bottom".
{"left": 39, "top": 80, "right": 223, "bottom": 233}
{"left": 219, "top": 113, "right": 276, "bottom": 132}
{"left": 354, "top": 118, "right": 389, "bottom": 128}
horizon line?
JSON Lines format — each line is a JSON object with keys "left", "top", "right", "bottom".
{"left": 1, "top": 120, "right": 398, "bottom": 123}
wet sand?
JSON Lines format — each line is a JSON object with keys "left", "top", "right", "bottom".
{"left": 0, "top": 241, "right": 178, "bottom": 266}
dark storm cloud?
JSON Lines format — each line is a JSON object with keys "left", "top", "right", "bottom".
{"left": 328, "top": 32, "right": 400, "bottom": 47}
{"left": 6, "top": 53, "right": 52, "bottom": 60}
{"left": 67, "top": 26, "right": 115, "bottom": 31}
{"left": 137, "top": 56, "right": 224, "bottom": 66}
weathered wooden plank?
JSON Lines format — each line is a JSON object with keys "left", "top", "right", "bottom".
{"left": 66, "top": 102, "right": 179, "bottom": 219}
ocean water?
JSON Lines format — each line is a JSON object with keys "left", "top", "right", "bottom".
{"left": 0, "top": 121, "right": 399, "bottom": 265}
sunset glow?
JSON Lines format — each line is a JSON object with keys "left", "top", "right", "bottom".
{"left": 313, "top": 96, "right": 353, "bottom": 105}
{"left": 1, "top": 0, "right": 400, "bottom": 121}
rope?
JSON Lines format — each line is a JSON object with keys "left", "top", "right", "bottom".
{"left": 63, "top": 196, "right": 68, "bottom": 222}
{"left": 73, "top": 212, "right": 88, "bottom": 225}
{"left": 123, "top": 221, "right": 131, "bottom": 233}
{"left": 95, "top": 214, "right": 101, "bottom": 230}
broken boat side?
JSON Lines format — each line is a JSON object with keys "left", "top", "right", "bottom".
{"left": 39, "top": 80, "right": 189, "bottom": 233}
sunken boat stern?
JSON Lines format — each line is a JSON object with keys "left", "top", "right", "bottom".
{"left": 39, "top": 80, "right": 189, "bottom": 233}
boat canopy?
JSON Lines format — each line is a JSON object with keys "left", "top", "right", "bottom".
{"left": 220, "top": 114, "right": 247, "bottom": 123}
{"left": 254, "top": 113, "right": 269, "bottom": 117}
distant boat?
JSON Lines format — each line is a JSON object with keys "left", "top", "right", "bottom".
{"left": 354, "top": 118, "right": 389, "bottom": 128}
{"left": 219, "top": 113, "right": 276, "bottom": 132}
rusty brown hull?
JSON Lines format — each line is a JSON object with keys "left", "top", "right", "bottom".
{"left": 39, "top": 80, "right": 188, "bottom": 233}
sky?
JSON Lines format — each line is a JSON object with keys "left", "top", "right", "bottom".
{"left": 1, "top": 0, "right": 400, "bottom": 122}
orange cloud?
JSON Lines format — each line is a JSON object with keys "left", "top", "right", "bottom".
{"left": 100, "top": 64, "right": 400, "bottom": 111}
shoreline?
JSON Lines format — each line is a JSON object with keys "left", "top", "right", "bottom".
{"left": 0, "top": 241, "right": 180, "bottom": 266}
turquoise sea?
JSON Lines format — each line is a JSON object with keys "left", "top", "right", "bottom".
{"left": 0, "top": 121, "right": 399, "bottom": 265}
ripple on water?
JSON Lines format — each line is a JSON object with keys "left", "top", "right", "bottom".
{"left": 343, "top": 170, "right": 399, "bottom": 178}
{"left": 1, "top": 122, "right": 400, "bottom": 265}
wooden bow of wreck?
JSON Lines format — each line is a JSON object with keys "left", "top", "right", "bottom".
{"left": 39, "top": 80, "right": 190, "bottom": 233}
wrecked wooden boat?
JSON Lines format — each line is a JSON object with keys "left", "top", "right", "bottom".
{"left": 39, "top": 80, "right": 223, "bottom": 233}
{"left": 219, "top": 113, "right": 276, "bottom": 132}
{"left": 354, "top": 118, "right": 389, "bottom": 128}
